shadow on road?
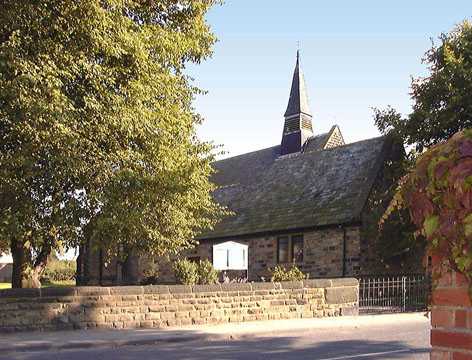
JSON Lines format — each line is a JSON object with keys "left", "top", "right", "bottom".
{"left": 1, "top": 335, "right": 431, "bottom": 360}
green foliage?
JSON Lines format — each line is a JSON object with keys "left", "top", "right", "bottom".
{"left": 0, "top": 1, "right": 226, "bottom": 286}
{"left": 374, "top": 20, "right": 472, "bottom": 152}
{"left": 140, "top": 267, "right": 160, "bottom": 286}
{"left": 173, "top": 258, "right": 219, "bottom": 285}
{"left": 384, "top": 130, "right": 472, "bottom": 288}
{"left": 362, "top": 139, "right": 425, "bottom": 273}
{"left": 270, "top": 265, "right": 306, "bottom": 282}
{"left": 173, "top": 259, "right": 199, "bottom": 285}
{"left": 42, "top": 260, "right": 76, "bottom": 282}
{"left": 196, "top": 259, "right": 219, "bottom": 285}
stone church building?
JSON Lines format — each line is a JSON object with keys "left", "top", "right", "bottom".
{"left": 78, "top": 52, "right": 403, "bottom": 285}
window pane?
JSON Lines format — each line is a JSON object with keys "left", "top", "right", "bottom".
{"left": 277, "top": 237, "right": 289, "bottom": 263}
{"left": 292, "top": 235, "right": 304, "bottom": 263}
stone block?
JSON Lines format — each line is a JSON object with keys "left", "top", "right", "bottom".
{"left": 0, "top": 288, "right": 41, "bottom": 299}
{"left": 75, "top": 287, "right": 111, "bottom": 297}
{"left": 330, "top": 278, "right": 359, "bottom": 287}
{"left": 41, "top": 287, "right": 77, "bottom": 298}
{"left": 168, "top": 285, "right": 192, "bottom": 294}
{"left": 325, "top": 287, "right": 358, "bottom": 304}
{"left": 280, "top": 281, "right": 304, "bottom": 289}
{"left": 303, "top": 279, "right": 332, "bottom": 288}
{"left": 192, "top": 284, "right": 222, "bottom": 293}
{"left": 220, "top": 283, "right": 252, "bottom": 292}
{"left": 110, "top": 286, "right": 144, "bottom": 296}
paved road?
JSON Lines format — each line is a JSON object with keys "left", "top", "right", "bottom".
{"left": 1, "top": 315, "right": 430, "bottom": 360}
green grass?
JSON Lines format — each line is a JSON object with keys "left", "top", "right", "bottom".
{"left": 0, "top": 280, "right": 75, "bottom": 290}
{"left": 43, "top": 280, "right": 76, "bottom": 288}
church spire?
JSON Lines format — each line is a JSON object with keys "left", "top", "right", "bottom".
{"left": 284, "top": 50, "right": 311, "bottom": 118}
{"left": 280, "top": 50, "right": 314, "bottom": 156}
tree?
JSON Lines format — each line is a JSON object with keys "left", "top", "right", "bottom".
{"left": 0, "top": 0, "right": 226, "bottom": 288}
{"left": 374, "top": 20, "right": 472, "bottom": 152}
{"left": 383, "top": 130, "right": 472, "bottom": 288}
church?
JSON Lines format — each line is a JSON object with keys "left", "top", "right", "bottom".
{"left": 78, "top": 52, "right": 403, "bottom": 285}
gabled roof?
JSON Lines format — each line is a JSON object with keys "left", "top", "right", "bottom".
{"left": 200, "top": 136, "right": 390, "bottom": 240}
{"left": 284, "top": 50, "right": 311, "bottom": 118}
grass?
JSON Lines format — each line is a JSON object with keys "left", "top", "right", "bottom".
{"left": 0, "top": 280, "right": 75, "bottom": 290}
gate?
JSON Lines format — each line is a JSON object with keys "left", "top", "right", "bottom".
{"left": 358, "top": 274, "right": 430, "bottom": 314}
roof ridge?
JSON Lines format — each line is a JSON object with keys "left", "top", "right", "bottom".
{"left": 213, "top": 145, "right": 279, "bottom": 164}
{"left": 318, "top": 134, "right": 386, "bottom": 152}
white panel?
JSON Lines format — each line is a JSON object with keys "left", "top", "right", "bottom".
{"left": 212, "top": 242, "right": 248, "bottom": 270}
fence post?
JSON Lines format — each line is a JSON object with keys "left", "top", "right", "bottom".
{"left": 402, "top": 276, "right": 406, "bottom": 312}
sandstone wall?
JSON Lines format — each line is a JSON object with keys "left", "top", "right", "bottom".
{"left": 0, "top": 278, "right": 358, "bottom": 333}
{"left": 157, "top": 226, "right": 362, "bottom": 283}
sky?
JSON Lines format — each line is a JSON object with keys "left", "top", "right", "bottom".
{"left": 188, "top": 0, "right": 471, "bottom": 159}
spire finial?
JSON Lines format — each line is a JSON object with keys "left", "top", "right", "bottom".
{"left": 296, "top": 41, "right": 300, "bottom": 61}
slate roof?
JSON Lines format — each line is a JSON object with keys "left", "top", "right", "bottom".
{"left": 303, "top": 132, "right": 330, "bottom": 152}
{"left": 200, "top": 135, "right": 389, "bottom": 240}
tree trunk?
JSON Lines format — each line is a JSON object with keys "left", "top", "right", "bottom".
{"left": 11, "top": 238, "right": 28, "bottom": 289}
{"left": 29, "top": 265, "right": 44, "bottom": 288}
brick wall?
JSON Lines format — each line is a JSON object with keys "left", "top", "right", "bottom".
{"left": 430, "top": 269, "right": 472, "bottom": 360}
{"left": 0, "top": 278, "right": 358, "bottom": 333}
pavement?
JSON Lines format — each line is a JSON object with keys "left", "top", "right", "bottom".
{"left": 0, "top": 313, "right": 431, "bottom": 357}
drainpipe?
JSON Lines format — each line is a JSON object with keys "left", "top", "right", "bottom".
{"left": 342, "top": 226, "right": 347, "bottom": 277}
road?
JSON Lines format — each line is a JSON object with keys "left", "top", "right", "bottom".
{"left": 1, "top": 314, "right": 430, "bottom": 360}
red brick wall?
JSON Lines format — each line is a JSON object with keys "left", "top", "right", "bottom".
{"left": 431, "top": 269, "right": 472, "bottom": 360}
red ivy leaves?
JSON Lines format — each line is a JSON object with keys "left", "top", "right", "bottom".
{"left": 399, "top": 130, "right": 472, "bottom": 286}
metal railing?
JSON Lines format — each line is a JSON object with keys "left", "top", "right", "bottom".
{"left": 358, "top": 274, "right": 430, "bottom": 314}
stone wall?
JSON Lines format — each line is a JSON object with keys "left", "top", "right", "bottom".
{"left": 0, "top": 264, "right": 12, "bottom": 282}
{"left": 156, "top": 226, "right": 362, "bottom": 284}
{"left": 0, "top": 278, "right": 358, "bottom": 333}
{"left": 430, "top": 268, "right": 472, "bottom": 359}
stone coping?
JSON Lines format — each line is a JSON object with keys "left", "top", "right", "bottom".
{"left": 0, "top": 278, "right": 358, "bottom": 299}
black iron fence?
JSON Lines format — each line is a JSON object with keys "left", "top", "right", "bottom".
{"left": 358, "top": 273, "right": 431, "bottom": 314}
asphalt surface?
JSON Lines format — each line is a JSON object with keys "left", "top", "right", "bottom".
{"left": 0, "top": 314, "right": 430, "bottom": 360}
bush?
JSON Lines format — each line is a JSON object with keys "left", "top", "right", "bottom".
{"left": 173, "top": 259, "right": 198, "bottom": 285}
{"left": 270, "top": 265, "right": 306, "bottom": 282}
{"left": 42, "top": 260, "right": 76, "bottom": 282}
{"left": 140, "top": 267, "right": 160, "bottom": 285}
{"left": 197, "top": 259, "right": 219, "bottom": 285}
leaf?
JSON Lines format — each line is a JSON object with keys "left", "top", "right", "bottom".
{"left": 464, "top": 214, "right": 472, "bottom": 237}
{"left": 424, "top": 215, "right": 439, "bottom": 238}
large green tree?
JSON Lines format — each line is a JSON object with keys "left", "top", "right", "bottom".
{"left": 372, "top": 20, "right": 472, "bottom": 271}
{"left": 374, "top": 20, "right": 472, "bottom": 152}
{"left": 0, "top": 0, "right": 225, "bottom": 288}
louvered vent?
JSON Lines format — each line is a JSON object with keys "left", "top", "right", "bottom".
{"left": 283, "top": 117, "right": 300, "bottom": 134}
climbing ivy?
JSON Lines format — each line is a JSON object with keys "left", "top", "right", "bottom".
{"left": 383, "top": 130, "right": 472, "bottom": 289}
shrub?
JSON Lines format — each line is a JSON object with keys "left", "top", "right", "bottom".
{"left": 173, "top": 259, "right": 198, "bottom": 285}
{"left": 140, "top": 267, "right": 160, "bottom": 285}
{"left": 197, "top": 259, "right": 219, "bottom": 285}
{"left": 270, "top": 265, "right": 306, "bottom": 282}
{"left": 42, "top": 260, "right": 76, "bottom": 282}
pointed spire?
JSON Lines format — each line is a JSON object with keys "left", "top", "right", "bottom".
{"left": 284, "top": 50, "right": 311, "bottom": 118}
{"left": 280, "top": 50, "right": 314, "bottom": 156}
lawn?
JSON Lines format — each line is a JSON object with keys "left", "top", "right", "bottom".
{"left": 0, "top": 280, "right": 75, "bottom": 290}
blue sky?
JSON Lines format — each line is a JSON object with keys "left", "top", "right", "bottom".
{"left": 188, "top": 1, "right": 471, "bottom": 158}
